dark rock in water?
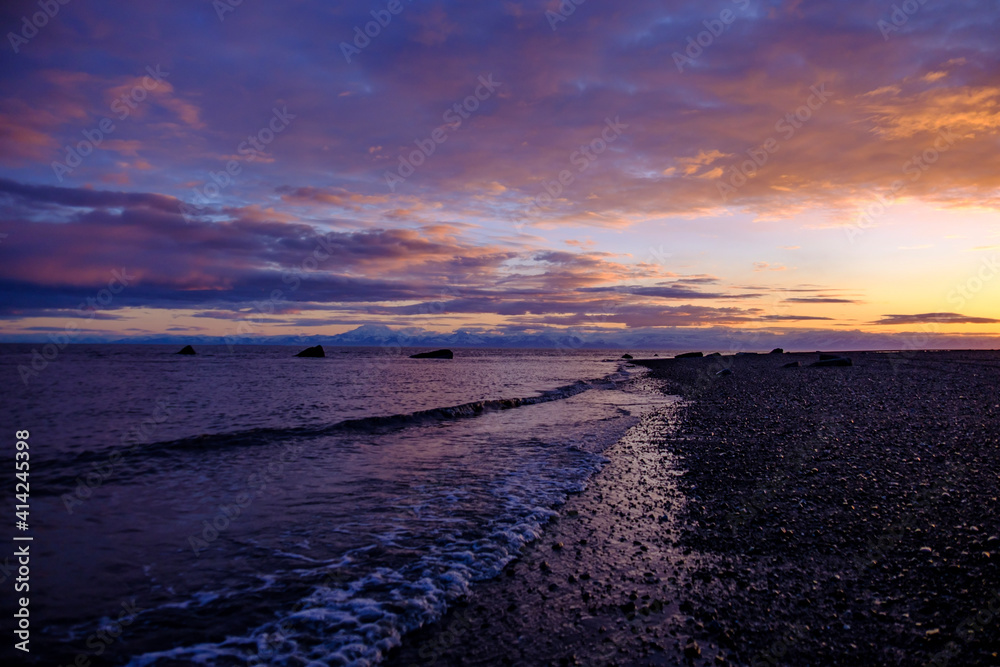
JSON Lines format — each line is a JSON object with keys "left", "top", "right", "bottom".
{"left": 819, "top": 353, "right": 840, "bottom": 361}
{"left": 410, "top": 349, "right": 454, "bottom": 359}
{"left": 621, "top": 353, "right": 633, "bottom": 360}
{"left": 812, "top": 357, "right": 852, "bottom": 367}
{"left": 783, "top": 361, "right": 800, "bottom": 368}
{"left": 675, "top": 351, "right": 704, "bottom": 359}
{"left": 770, "top": 348, "right": 785, "bottom": 354}
{"left": 717, "top": 369, "right": 733, "bottom": 376}
{"left": 177, "top": 345, "right": 196, "bottom": 355}
{"left": 653, "top": 353, "right": 659, "bottom": 357}
{"left": 295, "top": 345, "right": 325, "bottom": 358}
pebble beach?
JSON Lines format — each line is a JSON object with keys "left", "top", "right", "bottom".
{"left": 389, "top": 350, "right": 1000, "bottom": 666}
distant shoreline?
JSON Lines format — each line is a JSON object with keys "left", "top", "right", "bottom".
{"left": 1, "top": 340, "right": 998, "bottom": 353}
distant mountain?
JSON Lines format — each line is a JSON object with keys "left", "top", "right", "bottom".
{"left": 0, "top": 324, "right": 997, "bottom": 352}
{"left": 328, "top": 323, "right": 412, "bottom": 345}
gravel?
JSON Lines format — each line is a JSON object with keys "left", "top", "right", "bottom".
{"left": 639, "top": 350, "right": 1000, "bottom": 666}
{"left": 387, "top": 350, "right": 1000, "bottom": 666}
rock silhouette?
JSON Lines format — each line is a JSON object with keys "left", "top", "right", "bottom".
{"left": 410, "top": 349, "right": 454, "bottom": 359}
{"left": 295, "top": 345, "right": 325, "bottom": 358}
{"left": 177, "top": 345, "right": 196, "bottom": 355}
{"left": 812, "top": 356, "right": 852, "bottom": 367}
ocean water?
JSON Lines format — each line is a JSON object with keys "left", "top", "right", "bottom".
{"left": 0, "top": 345, "right": 675, "bottom": 666}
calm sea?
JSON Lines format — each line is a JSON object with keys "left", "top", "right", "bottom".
{"left": 0, "top": 344, "right": 675, "bottom": 666}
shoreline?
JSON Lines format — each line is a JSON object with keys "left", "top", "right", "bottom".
{"left": 388, "top": 350, "right": 999, "bottom": 666}
{"left": 386, "top": 379, "right": 709, "bottom": 666}
{"left": 634, "top": 350, "right": 1000, "bottom": 666}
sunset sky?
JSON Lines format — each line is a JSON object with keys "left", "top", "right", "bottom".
{"left": 1, "top": 0, "right": 998, "bottom": 347}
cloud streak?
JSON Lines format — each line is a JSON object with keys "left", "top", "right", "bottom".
{"left": 872, "top": 313, "right": 1000, "bottom": 326}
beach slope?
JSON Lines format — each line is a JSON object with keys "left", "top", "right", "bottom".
{"left": 390, "top": 350, "right": 999, "bottom": 666}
